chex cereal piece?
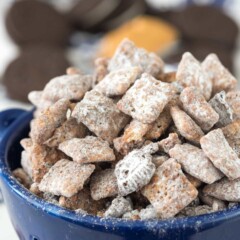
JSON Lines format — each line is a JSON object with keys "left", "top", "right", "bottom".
{"left": 226, "top": 91, "right": 240, "bottom": 119}
{"left": 45, "top": 118, "right": 88, "bottom": 147}
{"left": 104, "top": 197, "right": 133, "bottom": 218}
{"left": 209, "top": 91, "right": 233, "bottom": 127}
{"left": 169, "top": 144, "right": 223, "bottom": 184}
{"left": 176, "top": 52, "right": 212, "bottom": 100}
{"left": 13, "top": 168, "right": 32, "bottom": 189}
{"left": 59, "top": 188, "right": 105, "bottom": 214}
{"left": 90, "top": 169, "right": 118, "bottom": 200}
{"left": 94, "top": 67, "right": 140, "bottom": 97}
{"left": 43, "top": 193, "right": 59, "bottom": 205}
{"left": 182, "top": 205, "right": 213, "bottom": 217}
{"left": 139, "top": 205, "right": 160, "bottom": 220}
{"left": 185, "top": 174, "right": 202, "bottom": 188}
{"left": 202, "top": 53, "right": 237, "bottom": 95}
{"left": 203, "top": 178, "right": 240, "bottom": 202}
{"left": 59, "top": 136, "right": 115, "bottom": 164}
{"left": 152, "top": 154, "right": 169, "bottom": 168}
{"left": 28, "top": 91, "right": 53, "bottom": 110}
{"left": 94, "top": 57, "right": 109, "bottom": 83}
{"left": 170, "top": 106, "right": 204, "bottom": 145}
{"left": 108, "top": 39, "right": 164, "bottom": 78}
{"left": 39, "top": 159, "right": 95, "bottom": 197}
{"left": 115, "top": 143, "right": 158, "bottom": 196}
{"left": 199, "top": 193, "right": 226, "bottom": 210}
{"left": 158, "top": 133, "right": 181, "bottom": 154}
{"left": 30, "top": 99, "right": 70, "bottom": 144}
{"left": 72, "top": 90, "right": 130, "bottom": 143}
{"left": 21, "top": 150, "right": 33, "bottom": 178}
{"left": 113, "top": 119, "right": 152, "bottom": 155}
{"left": 180, "top": 87, "right": 219, "bottom": 131}
{"left": 222, "top": 120, "right": 240, "bottom": 156}
{"left": 145, "top": 107, "right": 172, "bottom": 140}
{"left": 66, "top": 67, "right": 82, "bottom": 75}
{"left": 122, "top": 210, "right": 140, "bottom": 220}
{"left": 30, "top": 183, "right": 42, "bottom": 197}
{"left": 200, "top": 129, "right": 240, "bottom": 180}
{"left": 117, "top": 73, "right": 176, "bottom": 124}
{"left": 20, "top": 138, "right": 33, "bottom": 150}
{"left": 142, "top": 158, "right": 198, "bottom": 218}
{"left": 41, "top": 74, "right": 93, "bottom": 102}
{"left": 158, "top": 71, "right": 176, "bottom": 83}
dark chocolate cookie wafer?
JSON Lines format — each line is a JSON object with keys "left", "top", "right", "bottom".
{"left": 3, "top": 46, "right": 70, "bottom": 102}
{"left": 6, "top": 0, "right": 71, "bottom": 46}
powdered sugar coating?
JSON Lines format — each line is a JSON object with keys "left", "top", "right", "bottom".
{"left": 21, "top": 150, "right": 33, "bottom": 178}
{"left": 117, "top": 73, "right": 176, "bottom": 124}
{"left": 72, "top": 90, "right": 130, "bottom": 143}
{"left": 170, "top": 106, "right": 204, "bottom": 145}
{"left": 199, "top": 192, "right": 226, "bottom": 210}
{"left": 180, "top": 87, "right": 219, "bottom": 131}
{"left": 93, "top": 57, "right": 109, "bottom": 84}
{"left": 108, "top": 39, "right": 164, "bottom": 78}
{"left": 169, "top": 143, "right": 223, "bottom": 184}
{"left": 90, "top": 169, "right": 118, "bottom": 200}
{"left": 59, "top": 136, "right": 115, "bottom": 164}
{"left": 139, "top": 205, "right": 160, "bottom": 220}
{"left": 158, "top": 133, "right": 181, "bottom": 154}
{"left": 115, "top": 143, "right": 158, "bottom": 196}
{"left": 200, "top": 129, "right": 240, "bottom": 180}
{"left": 142, "top": 158, "right": 198, "bottom": 218}
{"left": 13, "top": 168, "right": 32, "bottom": 189}
{"left": 39, "top": 159, "right": 95, "bottom": 197}
{"left": 202, "top": 53, "right": 237, "bottom": 95}
{"left": 176, "top": 52, "right": 212, "bottom": 100}
{"left": 122, "top": 209, "right": 140, "bottom": 220}
{"left": 28, "top": 91, "right": 53, "bottom": 110}
{"left": 226, "top": 91, "right": 240, "bottom": 119}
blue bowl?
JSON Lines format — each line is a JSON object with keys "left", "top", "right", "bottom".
{"left": 1, "top": 109, "right": 240, "bottom": 240}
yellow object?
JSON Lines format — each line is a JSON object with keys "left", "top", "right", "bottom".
{"left": 98, "top": 15, "right": 179, "bottom": 58}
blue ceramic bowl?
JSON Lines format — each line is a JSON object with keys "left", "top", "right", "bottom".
{"left": 1, "top": 109, "right": 240, "bottom": 240}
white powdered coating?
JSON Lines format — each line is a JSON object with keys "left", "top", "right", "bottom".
{"left": 142, "top": 158, "right": 198, "bottom": 219}
{"left": 28, "top": 91, "right": 53, "bottom": 110}
{"left": 117, "top": 73, "right": 176, "bottom": 124}
{"left": 180, "top": 87, "right": 219, "bottom": 131}
{"left": 199, "top": 193, "right": 226, "bottom": 210}
{"left": 203, "top": 178, "right": 240, "bottom": 202}
{"left": 94, "top": 67, "right": 141, "bottom": 97}
{"left": 226, "top": 91, "right": 240, "bottom": 119}
{"left": 59, "top": 136, "right": 115, "bottom": 163}
{"left": 139, "top": 205, "right": 160, "bottom": 220}
{"left": 108, "top": 39, "right": 164, "bottom": 77}
{"left": 176, "top": 52, "right": 212, "bottom": 100}
{"left": 104, "top": 197, "right": 133, "bottom": 218}
{"left": 158, "top": 133, "right": 181, "bottom": 154}
{"left": 42, "top": 74, "right": 93, "bottom": 102}
{"left": 202, "top": 53, "right": 237, "bottom": 95}
{"left": 21, "top": 150, "right": 33, "bottom": 178}
{"left": 209, "top": 91, "right": 233, "bottom": 127}
{"left": 201, "top": 129, "right": 240, "bottom": 180}
{"left": 169, "top": 143, "right": 223, "bottom": 184}
{"left": 39, "top": 159, "right": 95, "bottom": 197}
{"left": 115, "top": 144, "right": 157, "bottom": 196}
{"left": 122, "top": 210, "right": 140, "bottom": 220}
{"left": 72, "top": 90, "right": 130, "bottom": 143}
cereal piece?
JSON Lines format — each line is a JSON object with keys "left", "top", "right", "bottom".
{"left": 94, "top": 67, "right": 141, "bottom": 97}
{"left": 90, "top": 169, "right": 118, "bottom": 200}
{"left": 29, "top": 182, "right": 42, "bottom": 196}
{"left": 20, "top": 138, "right": 33, "bottom": 150}
{"left": 185, "top": 174, "right": 202, "bottom": 188}
{"left": 180, "top": 87, "right": 219, "bottom": 131}
{"left": 13, "top": 168, "right": 32, "bottom": 189}
{"left": 44, "top": 118, "right": 88, "bottom": 147}
{"left": 94, "top": 57, "right": 109, "bottom": 83}
{"left": 108, "top": 39, "right": 164, "bottom": 78}
{"left": 158, "top": 133, "right": 181, "bottom": 154}
{"left": 117, "top": 73, "right": 176, "bottom": 124}
{"left": 203, "top": 178, "right": 240, "bottom": 202}
{"left": 21, "top": 150, "right": 32, "bottom": 178}
{"left": 66, "top": 67, "right": 82, "bottom": 75}
{"left": 59, "top": 188, "right": 104, "bottom": 214}
{"left": 200, "top": 129, "right": 240, "bottom": 180}
{"left": 41, "top": 74, "right": 93, "bottom": 102}
{"left": 30, "top": 98, "right": 70, "bottom": 144}
{"left": 72, "top": 90, "right": 130, "bottom": 143}
{"left": 145, "top": 107, "right": 172, "bottom": 140}
{"left": 104, "top": 197, "right": 133, "bottom": 218}
{"left": 226, "top": 91, "right": 240, "bottom": 119}
{"left": 169, "top": 144, "right": 223, "bottom": 184}
{"left": 113, "top": 119, "right": 152, "bottom": 155}
{"left": 158, "top": 71, "right": 176, "bottom": 83}
{"left": 152, "top": 154, "right": 169, "bottom": 168}
{"left": 122, "top": 210, "right": 140, "bottom": 220}
{"left": 139, "top": 205, "right": 160, "bottom": 220}
{"left": 222, "top": 120, "right": 240, "bottom": 156}
{"left": 176, "top": 52, "right": 212, "bottom": 100}
{"left": 202, "top": 53, "right": 237, "bottom": 95}
{"left": 39, "top": 159, "right": 95, "bottom": 197}
{"left": 28, "top": 91, "right": 53, "bottom": 110}
{"left": 59, "top": 136, "right": 115, "bottom": 164}
{"left": 209, "top": 91, "right": 233, "bottom": 127}
{"left": 142, "top": 158, "right": 198, "bottom": 218}
{"left": 115, "top": 143, "right": 158, "bottom": 196}
{"left": 170, "top": 106, "right": 204, "bottom": 145}
{"left": 43, "top": 192, "right": 59, "bottom": 205}
{"left": 182, "top": 205, "right": 213, "bottom": 217}
{"left": 199, "top": 192, "right": 226, "bottom": 210}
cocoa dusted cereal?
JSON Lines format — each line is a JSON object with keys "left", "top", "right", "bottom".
{"left": 14, "top": 39, "right": 240, "bottom": 220}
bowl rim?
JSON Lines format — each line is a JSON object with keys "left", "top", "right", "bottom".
{"left": 1, "top": 109, "right": 240, "bottom": 231}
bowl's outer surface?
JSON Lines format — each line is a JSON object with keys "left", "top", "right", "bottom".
{"left": 1, "top": 109, "right": 240, "bottom": 240}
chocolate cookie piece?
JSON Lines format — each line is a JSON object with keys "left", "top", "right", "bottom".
{"left": 3, "top": 46, "right": 70, "bottom": 102}
{"left": 6, "top": 0, "right": 71, "bottom": 46}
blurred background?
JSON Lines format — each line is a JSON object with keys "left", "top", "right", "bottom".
{"left": 0, "top": 0, "right": 240, "bottom": 238}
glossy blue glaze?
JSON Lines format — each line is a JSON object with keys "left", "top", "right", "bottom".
{"left": 1, "top": 109, "right": 240, "bottom": 240}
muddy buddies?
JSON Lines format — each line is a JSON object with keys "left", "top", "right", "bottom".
{"left": 13, "top": 39, "right": 240, "bottom": 220}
